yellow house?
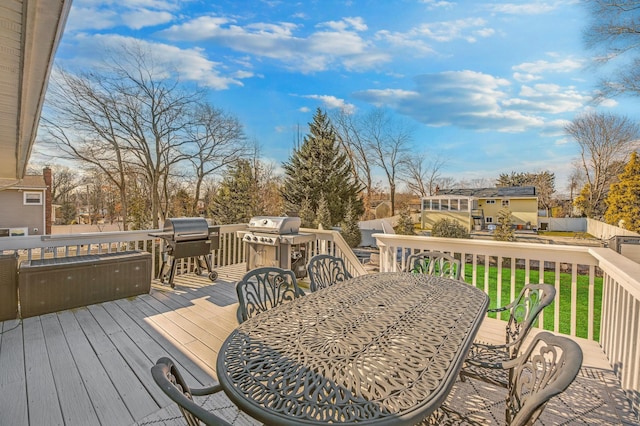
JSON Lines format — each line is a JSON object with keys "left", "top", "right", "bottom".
{"left": 421, "top": 186, "right": 538, "bottom": 232}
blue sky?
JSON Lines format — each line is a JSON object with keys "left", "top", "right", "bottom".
{"left": 40, "top": 0, "right": 636, "bottom": 194}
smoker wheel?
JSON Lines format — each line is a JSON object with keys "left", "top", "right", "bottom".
{"left": 209, "top": 271, "right": 218, "bottom": 281}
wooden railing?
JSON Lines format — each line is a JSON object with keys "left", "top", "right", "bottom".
{"left": 373, "top": 233, "right": 640, "bottom": 417}
{"left": 0, "top": 224, "right": 367, "bottom": 280}
{"left": 0, "top": 224, "right": 249, "bottom": 281}
{"left": 300, "top": 227, "right": 368, "bottom": 277}
{"left": 1, "top": 227, "right": 636, "bottom": 415}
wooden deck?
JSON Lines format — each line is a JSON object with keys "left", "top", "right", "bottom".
{"left": 0, "top": 265, "right": 637, "bottom": 425}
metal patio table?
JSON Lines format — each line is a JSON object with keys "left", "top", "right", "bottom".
{"left": 217, "top": 272, "right": 489, "bottom": 426}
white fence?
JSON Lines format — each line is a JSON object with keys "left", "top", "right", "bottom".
{"left": 374, "top": 233, "right": 640, "bottom": 417}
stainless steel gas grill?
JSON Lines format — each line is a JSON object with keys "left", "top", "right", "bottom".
{"left": 150, "top": 217, "right": 220, "bottom": 287}
{"left": 238, "top": 216, "right": 315, "bottom": 277}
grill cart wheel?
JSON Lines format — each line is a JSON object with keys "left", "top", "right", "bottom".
{"left": 208, "top": 271, "right": 218, "bottom": 281}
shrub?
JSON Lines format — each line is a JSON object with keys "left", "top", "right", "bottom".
{"left": 431, "top": 218, "right": 470, "bottom": 239}
{"left": 394, "top": 208, "right": 416, "bottom": 235}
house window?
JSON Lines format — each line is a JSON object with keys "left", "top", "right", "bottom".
{"left": 502, "top": 200, "right": 510, "bottom": 207}
{"left": 432, "top": 200, "right": 440, "bottom": 211}
{"left": 450, "top": 199, "right": 458, "bottom": 211}
{"left": 485, "top": 200, "right": 496, "bottom": 204}
{"left": 485, "top": 217, "right": 493, "bottom": 223}
{"left": 9, "top": 227, "right": 27, "bottom": 237}
{"left": 441, "top": 199, "right": 449, "bottom": 210}
{"left": 24, "top": 192, "right": 43, "bottom": 205}
{"left": 460, "top": 199, "right": 468, "bottom": 211}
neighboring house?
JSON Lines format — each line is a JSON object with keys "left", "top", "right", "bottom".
{"left": 0, "top": 168, "right": 52, "bottom": 237}
{"left": 421, "top": 186, "right": 538, "bottom": 232}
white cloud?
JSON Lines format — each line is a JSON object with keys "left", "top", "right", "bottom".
{"left": 485, "top": 2, "right": 558, "bottom": 15}
{"left": 64, "top": 0, "right": 179, "bottom": 31}
{"left": 354, "top": 69, "right": 591, "bottom": 133}
{"left": 66, "top": 34, "right": 248, "bottom": 90}
{"left": 513, "top": 57, "right": 583, "bottom": 74}
{"left": 122, "top": 10, "right": 174, "bottom": 30}
{"left": 302, "top": 95, "right": 356, "bottom": 113}
{"left": 419, "top": 0, "right": 456, "bottom": 8}
{"left": 513, "top": 72, "right": 542, "bottom": 83}
{"left": 413, "top": 18, "right": 494, "bottom": 43}
{"left": 159, "top": 16, "right": 389, "bottom": 73}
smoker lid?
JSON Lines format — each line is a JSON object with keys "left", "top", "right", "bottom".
{"left": 162, "top": 217, "right": 210, "bottom": 241}
{"left": 247, "top": 216, "right": 301, "bottom": 234}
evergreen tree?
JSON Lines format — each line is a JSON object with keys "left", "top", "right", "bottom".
{"left": 340, "top": 199, "right": 362, "bottom": 247}
{"left": 60, "top": 201, "right": 77, "bottom": 225}
{"left": 209, "top": 159, "right": 258, "bottom": 224}
{"left": 281, "top": 108, "right": 363, "bottom": 226}
{"left": 605, "top": 151, "right": 640, "bottom": 232}
{"left": 395, "top": 208, "right": 416, "bottom": 235}
{"left": 494, "top": 207, "right": 515, "bottom": 242}
{"left": 298, "top": 196, "right": 315, "bottom": 228}
{"left": 315, "top": 193, "right": 332, "bottom": 229}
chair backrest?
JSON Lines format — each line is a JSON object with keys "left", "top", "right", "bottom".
{"left": 504, "top": 332, "right": 583, "bottom": 426}
{"left": 151, "top": 357, "right": 232, "bottom": 426}
{"left": 306, "top": 254, "right": 352, "bottom": 292}
{"left": 235, "top": 267, "right": 305, "bottom": 323}
{"left": 502, "top": 283, "right": 556, "bottom": 358}
{"left": 405, "top": 251, "right": 462, "bottom": 280}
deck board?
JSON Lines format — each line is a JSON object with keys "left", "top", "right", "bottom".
{"left": 41, "top": 313, "right": 100, "bottom": 425}
{"left": 0, "top": 319, "right": 28, "bottom": 425}
{"left": 57, "top": 310, "right": 138, "bottom": 425}
{"left": 23, "top": 316, "right": 63, "bottom": 425}
{"left": 111, "top": 297, "right": 208, "bottom": 386}
{"left": 0, "top": 265, "right": 637, "bottom": 425}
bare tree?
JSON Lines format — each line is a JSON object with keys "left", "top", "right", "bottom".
{"left": 42, "top": 68, "right": 134, "bottom": 229}
{"left": 185, "top": 104, "right": 248, "bottom": 215}
{"left": 361, "top": 108, "right": 413, "bottom": 216}
{"left": 567, "top": 164, "right": 585, "bottom": 206}
{"left": 457, "top": 177, "right": 493, "bottom": 188}
{"left": 584, "top": 0, "right": 640, "bottom": 99}
{"left": 42, "top": 42, "right": 205, "bottom": 228}
{"left": 565, "top": 111, "right": 640, "bottom": 218}
{"left": 401, "top": 154, "right": 448, "bottom": 198}
{"left": 332, "top": 109, "right": 375, "bottom": 216}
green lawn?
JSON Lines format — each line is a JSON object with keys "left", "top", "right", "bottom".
{"left": 462, "top": 264, "right": 602, "bottom": 341}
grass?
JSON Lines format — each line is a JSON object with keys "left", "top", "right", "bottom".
{"left": 463, "top": 264, "right": 603, "bottom": 341}
{"left": 536, "top": 230, "right": 595, "bottom": 239}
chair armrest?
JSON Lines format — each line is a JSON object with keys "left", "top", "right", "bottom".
{"left": 190, "top": 383, "right": 224, "bottom": 396}
{"left": 464, "top": 356, "right": 506, "bottom": 370}
{"left": 487, "top": 306, "right": 509, "bottom": 314}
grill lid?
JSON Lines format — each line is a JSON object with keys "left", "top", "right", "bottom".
{"left": 247, "top": 216, "right": 301, "bottom": 234}
{"left": 162, "top": 217, "right": 210, "bottom": 241}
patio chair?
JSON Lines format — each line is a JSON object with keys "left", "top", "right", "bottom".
{"left": 405, "top": 251, "right": 462, "bottom": 280}
{"left": 151, "top": 356, "right": 232, "bottom": 426}
{"left": 235, "top": 266, "right": 305, "bottom": 324}
{"left": 306, "top": 254, "right": 352, "bottom": 292}
{"left": 420, "top": 332, "right": 583, "bottom": 426}
{"left": 460, "top": 283, "right": 556, "bottom": 388}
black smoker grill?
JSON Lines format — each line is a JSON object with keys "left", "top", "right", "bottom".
{"left": 150, "top": 218, "right": 220, "bottom": 287}
{"left": 238, "top": 216, "right": 316, "bottom": 278}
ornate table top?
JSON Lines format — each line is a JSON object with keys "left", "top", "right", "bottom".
{"left": 217, "top": 272, "right": 489, "bottom": 425}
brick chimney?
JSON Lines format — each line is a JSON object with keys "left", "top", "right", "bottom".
{"left": 43, "top": 167, "right": 52, "bottom": 235}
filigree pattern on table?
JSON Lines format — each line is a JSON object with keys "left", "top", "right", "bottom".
{"left": 220, "top": 273, "right": 488, "bottom": 424}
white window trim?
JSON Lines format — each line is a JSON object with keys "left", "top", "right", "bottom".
{"left": 23, "top": 191, "right": 43, "bottom": 205}
{"left": 9, "top": 227, "right": 28, "bottom": 237}
{"left": 485, "top": 217, "right": 494, "bottom": 223}
{"left": 485, "top": 200, "right": 496, "bottom": 204}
